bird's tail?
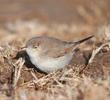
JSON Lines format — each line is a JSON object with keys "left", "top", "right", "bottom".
{"left": 71, "top": 35, "right": 94, "bottom": 52}
{"left": 74, "top": 35, "right": 94, "bottom": 45}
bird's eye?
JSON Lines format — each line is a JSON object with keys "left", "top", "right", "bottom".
{"left": 34, "top": 46, "right": 38, "bottom": 49}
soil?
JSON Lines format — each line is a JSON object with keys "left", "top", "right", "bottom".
{"left": 0, "top": 0, "right": 110, "bottom": 100}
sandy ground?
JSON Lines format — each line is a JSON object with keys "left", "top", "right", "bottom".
{"left": 0, "top": 0, "right": 110, "bottom": 100}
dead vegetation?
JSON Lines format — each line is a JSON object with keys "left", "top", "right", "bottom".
{"left": 0, "top": 0, "right": 110, "bottom": 99}
{"left": 0, "top": 19, "right": 110, "bottom": 100}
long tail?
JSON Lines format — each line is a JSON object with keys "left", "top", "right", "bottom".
{"left": 74, "top": 35, "right": 94, "bottom": 45}
{"left": 71, "top": 35, "right": 94, "bottom": 52}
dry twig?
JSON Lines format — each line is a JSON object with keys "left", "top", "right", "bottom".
{"left": 21, "top": 71, "right": 56, "bottom": 87}
{"left": 88, "top": 43, "right": 110, "bottom": 64}
{"left": 13, "top": 58, "right": 25, "bottom": 88}
{"left": 30, "top": 70, "right": 38, "bottom": 80}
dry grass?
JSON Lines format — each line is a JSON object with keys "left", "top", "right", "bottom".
{"left": 0, "top": 19, "right": 110, "bottom": 100}
{"left": 0, "top": 0, "right": 110, "bottom": 99}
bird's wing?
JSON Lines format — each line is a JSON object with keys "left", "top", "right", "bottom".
{"left": 43, "top": 43, "right": 74, "bottom": 58}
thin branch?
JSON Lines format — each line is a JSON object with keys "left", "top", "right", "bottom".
{"left": 88, "top": 43, "right": 110, "bottom": 64}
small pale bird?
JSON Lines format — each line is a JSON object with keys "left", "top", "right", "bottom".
{"left": 24, "top": 35, "right": 93, "bottom": 73}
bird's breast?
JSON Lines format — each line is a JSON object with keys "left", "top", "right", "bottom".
{"left": 26, "top": 49, "right": 73, "bottom": 73}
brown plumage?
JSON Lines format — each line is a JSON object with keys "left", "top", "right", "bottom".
{"left": 26, "top": 36, "right": 93, "bottom": 58}
{"left": 25, "top": 35, "right": 93, "bottom": 73}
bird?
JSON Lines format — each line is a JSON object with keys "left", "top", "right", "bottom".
{"left": 23, "top": 35, "right": 93, "bottom": 73}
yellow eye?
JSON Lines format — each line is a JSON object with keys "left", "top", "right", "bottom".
{"left": 34, "top": 46, "right": 38, "bottom": 49}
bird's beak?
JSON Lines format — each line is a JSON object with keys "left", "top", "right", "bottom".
{"left": 21, "top": 46, "right": 27, "bottom": 50}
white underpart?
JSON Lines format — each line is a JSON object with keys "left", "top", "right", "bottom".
{"left": 26, "top": 49, "right": 74, "bottom": 73}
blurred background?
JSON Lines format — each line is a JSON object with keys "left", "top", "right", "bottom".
{"left": 0, "top": 0, "right": 110, "bottom": 24}
{"left": 0, "top": 0, "right": 110, "bottom": 44}
{"left": 0, "top": 1, "right": 110, "bottom": 100}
